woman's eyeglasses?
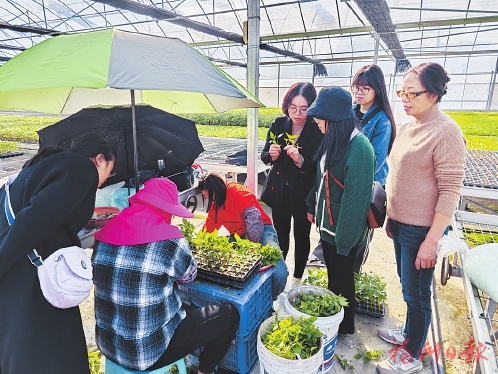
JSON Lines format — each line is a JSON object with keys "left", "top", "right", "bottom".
{"left": 288, "top": 105, "right": 308, "bottom": 114}
{"left": 352, "top": 85, "right": 371, "bottom": 95}
{"left": 396, "top": 90, "right": 427, "bottom": 99}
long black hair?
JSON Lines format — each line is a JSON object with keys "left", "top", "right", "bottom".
{"left": 69, "top": 133, "right": 114, "bottom": 161}
{"left": 197, "top": 172, "right": 227, "bottom": 214}
{"left": 315, "top": 118, "right": 359, "bottom": 170}
{"left": 24, "top": 133, "right": 114, "bottom": 168}
{"left": 352, "top": 64, "right": 396, "bottom": 153}
{"left": 22, "top": 146, "right": 65, "bottom": 168}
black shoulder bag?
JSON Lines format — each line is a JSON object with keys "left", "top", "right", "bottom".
{"left": 328, "top": 172, "right": 387, "bottom": 229}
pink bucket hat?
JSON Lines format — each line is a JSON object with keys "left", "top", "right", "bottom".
{"left": 129, "top": 178, "right": 194, "bottom": 218}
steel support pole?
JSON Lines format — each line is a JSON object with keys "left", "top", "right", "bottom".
{"left": 373, "top": 33, "right": 380, "bottom": 64}
{"left": 246, "top": 1, "right": 260, "bottom": 193}
{"left": 486, "top": 57, "right": 498, "bottom": 110}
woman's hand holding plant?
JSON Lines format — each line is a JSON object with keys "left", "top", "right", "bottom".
{"left": 269, "top": 144, "right": 281, "bottom": 161}
{"left": 284, "top": 145, "right": 304, "bottom": 167}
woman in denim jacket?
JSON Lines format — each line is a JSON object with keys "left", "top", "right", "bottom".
{"left": 351, "top": 64, "right": 396, "bottom": 273}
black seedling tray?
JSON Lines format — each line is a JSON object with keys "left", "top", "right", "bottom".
{"left": 196, "top": 257, "right": 262, "bottom": 289}
{"left": 355, "top": 298, "right": 385, "bottom": 318}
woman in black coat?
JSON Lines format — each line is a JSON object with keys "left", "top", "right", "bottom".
{"left": 0, "top": 134, "right": 115, "bottom": 374}
{"left": 261, "top": 82, "right": 323, "bottom": 286}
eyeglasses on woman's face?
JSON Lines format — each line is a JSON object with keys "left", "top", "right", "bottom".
{"left": 288, "top": 104, "right": 308, "bottom": 114}
{"left": 396, "top": 90, "right": 428, "bottom": 99}
{"left": 352, "top": 85, "right": 371, "bottom": 95}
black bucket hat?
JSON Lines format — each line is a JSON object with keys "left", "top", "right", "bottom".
{"left": 307, "top": 86, "right": 355, "bottom": 122}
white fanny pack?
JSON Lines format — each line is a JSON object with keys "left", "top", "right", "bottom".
{"left": 4, "top": 181, "right": 93, "bottom": 309}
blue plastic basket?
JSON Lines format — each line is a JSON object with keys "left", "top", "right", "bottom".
{"left": 219, "top": 309, "right": 268, "bottom": 374}
{"left": 178, "top": 267, "right": 274, "bottom": 338}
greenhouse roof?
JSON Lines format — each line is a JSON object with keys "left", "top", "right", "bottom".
{"left": 0, "top": 0, "right": 497, "bottom": 73}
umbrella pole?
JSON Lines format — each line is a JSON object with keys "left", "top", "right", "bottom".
{"left": 131, "top": 90, "right": 140, "bottom": 193}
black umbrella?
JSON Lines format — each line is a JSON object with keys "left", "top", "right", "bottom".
{"left": 38, "top": 106, "right": 205, "bottom": 190}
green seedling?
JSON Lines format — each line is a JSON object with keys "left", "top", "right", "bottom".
{"left": 335, "top": 354, "right": 355, "bottom": 370}
{"left": 262, "top": 315, "right": 323, "bottom": 360}
{"left": 268, "top": 131, "right": 285, "bottom": 145}
{"left": 354, "top": 272, "right": 387, "bottom": 310}
{"left": 284, "top": 132, "right": 302, "bottom": 149}
{"left": 354, "top": 348, "right": 382, "bottom": 364}
{"left": 291, "top": 292, "right": 349, "bottom": 317}
{"left": 88, "top": 350, "right": 103, "bottom": 374}
{"left": 303, "top": 268, "right": 328, "bottom": 288}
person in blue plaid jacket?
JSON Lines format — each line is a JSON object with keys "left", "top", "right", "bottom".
{"left": 92, "top": 178, "right": 239, "bottom": 374}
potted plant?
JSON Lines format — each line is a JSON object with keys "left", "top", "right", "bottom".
{"left": 283, "top": 285, "right": 347, "bottom": 373}
{"left": 256, "top": 314, "right": 324, "bottom": 374}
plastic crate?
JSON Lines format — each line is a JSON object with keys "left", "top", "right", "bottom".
{"left": 219, "top": 310, "right": 267, "bottom": 374}
{"left": 178, "top": 267, "right": 274, "bottom": 338}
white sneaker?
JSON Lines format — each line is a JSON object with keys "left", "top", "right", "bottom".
{"left": 306, "top": 254, "right": 326, "bottom": 267}
{"left": 378, "top": 327, "right": 406, "bottom": 345}
{"left": 376, "top": 348, "right": 422, "bottom": 374}
{"left": 290, "top": 277, "right": 302, "bottom": 288}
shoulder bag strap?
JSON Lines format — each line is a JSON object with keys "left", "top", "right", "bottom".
{"left": 3, "top": 182, "right": 43, "bottom": 267}
{"left": 324, "top": 170, "right": 345, "bottom": 226}
{"left": 4, "top": 182, "right": 15, "bottom": 226}
{"left": 359, "top": 106, "right": 382, "bottom": 126}
{"left": 324, "top": 172, "right": 334, "bottom": 226}
{"left": 329, "top": 171, "right": 344, "bottom": 189}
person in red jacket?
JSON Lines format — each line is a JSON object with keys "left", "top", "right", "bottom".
{"left": 199, "top": 173, "right": 288, "bottom": 300}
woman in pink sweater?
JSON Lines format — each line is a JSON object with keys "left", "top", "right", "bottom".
{"left": 376, "top": 63, "right": 466, "bottom": 374}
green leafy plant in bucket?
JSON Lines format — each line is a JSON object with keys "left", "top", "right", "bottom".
{"left": 262, "top": 315, "right": 323, "bottom": 360}
{"left": 291, "top": 292, "right": 348, "bottom": 317}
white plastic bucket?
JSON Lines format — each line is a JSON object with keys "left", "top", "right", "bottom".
{"left": 257, "top": 314, "right": 324, "bottom": 374}
{"left": 284, "top": 285, "right": 344, "bottom": 373}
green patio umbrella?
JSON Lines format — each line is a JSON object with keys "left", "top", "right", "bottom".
{"left": 0, "top": 28, "right": 261, "bottom": 115}
{"left": 0, "top": 28, "right": 262, "bottom": 189}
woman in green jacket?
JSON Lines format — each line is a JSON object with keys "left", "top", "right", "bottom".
{"left": 306, "top": 87, "right": 375, "bottom": 335}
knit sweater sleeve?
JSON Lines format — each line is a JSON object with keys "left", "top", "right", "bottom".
{"left": 335, "top": 138, "right": 375, "bottom": 255}
{"left": 433, "top": 120, "right": 466, "bottom": 217}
